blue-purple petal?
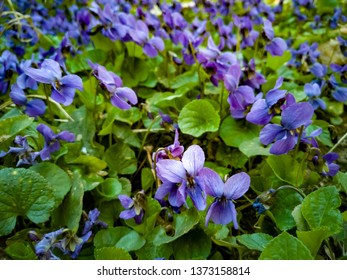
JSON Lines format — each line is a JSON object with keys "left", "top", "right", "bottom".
{"left": 224, "top": 172, "right": 250, "bottom": 200}
{"left": 25, "top": 99, "right": 46, "bottom": 117}
{"left": 181, "top": 145, "right": 205, "bottom": 177}
{"left": 281, "top": 102, "right": 314, "bottom": 130}
{"left": 197, "top": 167, "right": 224, "bottom": 198}
{"left": 260, "top": 124, "right": 284, "bottom": 145}
{"left": 156, "top": 159, "right": 186, "bottom": 183}
{"left": 269, "top": 135, "right": 297, "bottom": 155}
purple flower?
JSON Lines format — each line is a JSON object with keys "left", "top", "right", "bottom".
{"left": 0, "top": 136, "right": 40, "bottom": 166}
{"left": 88, "top": 61, "right": 137, "bottom": 110}
{"left": 25, "top": 59, "right": 83, "bottom": 106}
{"left": 128, "top": 20, "right": 164, "bottom": 57}
{"left": 156, "top": 145, "right": 207, "bottom": 210}
{"left": 260, "top": 102, "right": 314, "bottom": 155}
{"left": 119, "top": 190, "right": 146, "bottom": 224}
{"left": 329, "top": 75, "right": 347, "bottom": 102}
{"left": 246, "top": 77, "right": 287, "bottom": 125}
{"left": 154, "top": 129, "right": 184, "bottom": 162}
{"left": 37, "top": 124, "right": 75, "bottom": 160}
{"left": 242, "top": 59, "right": 266, "bottom": 90}
{"left": 263, "top": 19, "right": 287, "bottom": 56}
{"left": 201, "top": 168, "right": 250, "bottom": 229}
{"left": 331, "top": 63, "right": 347, "bottom": 84}
{"left": 337, "top": 36, "right": 347, "bottom": 57}
{"left": 310, "top": 63, "right": 327, "bottom": 79}
{"left": 32, "top": 228, "right": 64, "bottom": 260}
{"left": 304, "top": 82, "right": 326, "bottom": 110}
{"left": 224, "top": 63, "right": 255, "bottom": 119}
{"left": 10, "top": 83, "right": 46, "bottom": 117}
{"left": 322, "top": 153, "right": 340, "bottom": 176}
{"left": 81, "top": 208, "right": 108, "bottom": 235}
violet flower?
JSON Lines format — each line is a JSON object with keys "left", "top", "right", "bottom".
{"left": 246, "top": 77, "right": 287, "bottom": 125}
{"left": 201, "top": 168, "right": 250, "bottom": 229}
{"left": 10, "top": 83, "right": 46, "bottom": 117}
{"left": 81, "top": 208, "right": 108, "bottom": 235}
{"left": 25, "top": 59, "right": 83, "bottom": 106}
{"left": 304, "top": 82, "right": 326, "bottom": 110}
{"left": 263, "top": 19, "right": 287, "bottom": 56}
{"left": 329, "top": 75, "right": 347, "bottom": 102}
{"left": 119, "top": 190, "right": 146, "bottom": 224}
{"left": 322, "top": 153, "right": 340, "bottom": 176}
{"left": 0, "top": 135, "right": 40, "bottom": 166}
{"left": 31, "top": 228, "right": 64, "bottom": 260}
{"left": 155, "top": 145, "right": 207, "bottom": 211}
{"left": 331, "top": 63, "right": 347, "bottom": 84}
{"left": 260, "top": 102, "right": 314, "bottom": 155}
{"left": 128, "top": 20, "right": 164, "bottom": 57}
{"left": 37, "top": 124, "right": 75, "bottom": 161}
{"left": 224, "top": 63, "right": 255, "bottom": 119}
{"left": 154, "top": 129, "right": 184, "bottom": 162}
{"left": 88, "top": 61, "right": 137, "bottom": 110}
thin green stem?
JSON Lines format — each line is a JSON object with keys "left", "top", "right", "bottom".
{"left": 137, "top": 116, "right": 160, "bottom": 162}
{"left": 43, "top": 84, "right": 54, "bottom": 119}
{"left": 329, "top": 130, "right": 347, "bottom": 153}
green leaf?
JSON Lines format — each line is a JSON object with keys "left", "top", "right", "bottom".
{"left": 51, "top": 170, "right": 84, "bottom": 232}
{"left": 267, "top": 155, "right": 304, "bottom": 187}
{"left": 169, "top": 70, "right": 198, "bottom": 89}
{"left": 301, "top": 186, "right": 343, "bottom": 235}
{"left": 0, "top": 168, "right": 55, "bottom": 236}
{"left": 239, "top": 137, "right": 271, "bottom": 157}
{"left": 292, "top": 204, "right": 309, "bottom": 231}
{"left": 66, "top": 49, "right": 107, "bottom": 73}
{"left": 67, "top": 155, "right": 107, "bottom": 172}
{"left": 136, "top": 241, "right": 173, "bottom": 260}
{"left": 297, "top": 229, "right": 330, "bottom": 258}
{"left": 0, "top": 115, "right": 34, "bottom": 150}
{"left": 266, "top": 51, "right": 291, "bottom": 71}
{"left": 220, "top": 116, "right": 259, "bottom": 148}
{"left": 141, "top": 167, "right": 155, "bottom": 192}
{"left": 94, "top": 227, "right": 146, "bottom": 252}
{"left": 104, "top": 142, "right": 137, "bottom": 174}
{"left": 94, "top": 247, "right": 132, "bottom": 260}
{"left": 30, "top": 162, "right": 71, "bottom": 207}
{"left": 236, "top": 233, "right": 273, "bottom": 251}
{"left": 270, "top": 187, "right": 304, "bottom": 231}
{"left": 316, "top": 0, "right": 338, "bottom": 13}
{"left": 259, "top": 232, "right": 313, "bottom": 260}
{"left": 153, "top": 208, "right": 200, "bottom": 246}
{"left": 4, "top": 241, "right": 37, "bottom": 260}
{"left": 337, "top": 172, "right": 347, "bottom": 195}
{"left": 173, "top": 228, "right": 211, "bottom": 260}
{"left": 178, "top": 99, "right": 220, "bottom": 137}
{"left": 112, "top": 123, "right": 140, "bottom": 148}
{"left": 96, "top": 178, "right": 122, "bottom": 201}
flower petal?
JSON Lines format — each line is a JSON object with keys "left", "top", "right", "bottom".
{"left": 270, "top": 135, "right": 297, "bottom": 155}
{"left": 260, "top": 124, "right": 284, "bottom": 145}
{"left": 25, "top": 99, "right": 46, "bottom": 117}
{"left": 24, "top": 67, "right": 55, "bottom": 84}
{"left": 118, "top": 195, "right": 134, "bottom": 209}
{"left": 156, "top": 159, "right": 186, "bottom": 183}
{"left": 119, "top": 209, "right": 136, "bottom": 220}
{"left": 60, "top": 74, "right": 83, "bottom": 91}
{"left": 182, "top": 145, "right": 205, "bottom": 177}
{"left": 116, "top": 87, "right": 138, "bottom": 105}
{"left": 224, "top": 172, "right": 250, "bottom": 200}
{"left": 186, "top": 183, "right": 206, "bottom": 211}
{"left": 197, "top": 167, "right": 224, "bottom": 197}
{"left": 281, "top": 102, "right": 314, "bottom": 130}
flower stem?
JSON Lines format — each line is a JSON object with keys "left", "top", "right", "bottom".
{"left": 329, "top": 130, "right": 347, "bottom": 153}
